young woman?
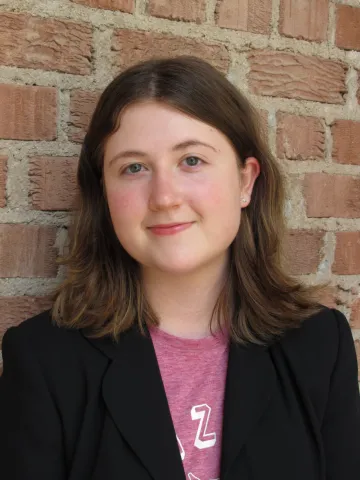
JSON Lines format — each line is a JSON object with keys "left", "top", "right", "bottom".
{"left": 0, "top": 56, "right": 359, "bottom": 480}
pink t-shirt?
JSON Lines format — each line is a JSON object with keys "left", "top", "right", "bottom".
{"left": 150, "top": 326, "right": 229, "bottom": 480}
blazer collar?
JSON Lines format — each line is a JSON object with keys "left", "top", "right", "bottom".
{"left": 83, "top": 325, "right": 275, "bottom": 480}
{"left": 220, "top": 340, "right": 276, "bottom": 479}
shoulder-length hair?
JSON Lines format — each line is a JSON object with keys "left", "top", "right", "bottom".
{"left": 52, "top": 56, "right": 323, "bottom": 344}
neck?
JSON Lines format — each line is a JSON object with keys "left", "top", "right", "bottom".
{"left": 141, "top": 255, "right": 230, "bottom": 339}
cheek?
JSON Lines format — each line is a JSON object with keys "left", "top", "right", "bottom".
{"left": 192, "top": 177, "right": 240, "bottom": 210}
{"left": 106, "top": 188, "right": 144, "bottom": 224}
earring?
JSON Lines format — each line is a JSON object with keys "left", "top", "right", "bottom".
{"left": 241, "top": 198, "right": 247, "bottom": 204}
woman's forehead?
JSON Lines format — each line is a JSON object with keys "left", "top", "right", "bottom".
{"left": 104, "top": 101, "right": 233, "bottom": 158}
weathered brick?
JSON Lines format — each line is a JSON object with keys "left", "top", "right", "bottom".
{"left": 0, "top": 84, "right": 57, "bottom": 141}
{"left": 304, "top": 173, "right": 360, "bottom": 218}
{"left": 0, "top": 13, "right": 92, "bottom": 75}
{"left": 279, "top": 0, "right": 329, "bottom": 42}
{"left": 0, "top": 296, "right": 52, "bottom": 343}
{"left": 71, "top": 0, "right": 134, "bottom": 12}
{"left": 335, "top": 5, "right": 360, "bottom": 51}
{"left": 215, "top": 0, "right": 272, "bottom": 34}
{"left": 258, "top": 109, "right": 269, "bottom": 137}
{"left": 29, "top": 157, "right": 79, "bottom": 211}
{"left": 0, "top": 224, "right": 57, "bottom": 278}
{"left": 0, "top": 156, "right": 7, "bottom": 208}
{"left": 283, "top": 229, "right": 324, "bottom": 275}
{"left": 277, "top": 113, "right": 325, "bottom": 161}
{"left": 149, "top": 0, "right": 206, "bottom": 23}
{"left": 357, "top": 71, "right": 360, "bottom": 104}
{"left": 248, "top": 50, "right": 346, "bottom": 104}
{"left": 333, "top": 232, "right": 360, "bottom": 275}
{"left": 351, "top": 298, "right": 360, "bottom": 329}
{"left": 112, "top": 29, "right": 230, "bottom": 73}
{"left": 69, "top": 90, "right": 100, "bottom": 143}
{"left": 331, "top": 120, "right": 360, "bottom": 165}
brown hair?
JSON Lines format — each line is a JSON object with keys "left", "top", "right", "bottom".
{"left": 52, "top": 56, "right": 323, "bottom": 345}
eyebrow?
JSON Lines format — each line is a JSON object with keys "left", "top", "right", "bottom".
{"left": 108, "top": 140, "right": 218, "bottom": 167}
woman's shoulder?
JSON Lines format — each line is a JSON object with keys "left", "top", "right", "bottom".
{"left": 3, "top": 309, "right": 78, "bottom": 343}
{"left": 282, "top": 305, "right": 349, "bottom": 348}
{"left": 277, "top": 305, "right": 354, "bottom": 379}
{"left": 1, "top": 309, "right": 90, "bottom": 366}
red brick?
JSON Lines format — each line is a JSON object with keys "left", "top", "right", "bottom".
{"left": 357, "top": 71, "right": 360, "bottom": 105}
{"left": 259, "top": 109, "right": 269, "bottom": 137}
{"left": 351, "top": 298, "right": 360, "bottom": 329}
{"left": 283, "top": 229, "right": 324, "bottom": 275}
{"left": 0, "top": 224, "right": 57, "bottom": 278}
{"left": 149, "top": 0, "right": 206, "bottom": 23}
{"left": 0, "top": 296, "right": 52, "bottom": 344}
{"left": 68, "top": 90, "right": 100, "bottom": 143}
{"left": 331, "top": 120, "right": 360, "bottom": 165}
{"left": 333, "top": 232, "right": 360, "bottom": 275}
{"left": 279, "top": 0, "right": 329, "bottom": 42}
{"left": 215, "top": 0, "right": 272, "bottom": 34}
{"left": 248, "top": 50, "right": 346, "bottom": 104}
{"left": 112, "top": 29, "right": 230, "bottom": 73}
{"left": 0, "top": 13, "right": 92, "bottom": 75}
{"left": 71, "top": 0, "right": 134, "bottom": 12}
{"left": 276, "top": 113, "right": 325, "bottom": 161}
{"left": 304, "top": 173, "right": 360, "bottom": 218}
{"left": 0, "top": 84, "right": 57, "bottom": 141}
{"left": 335, "top": 5, "right": 360, "bottom": 51}
{"left": 0, "top": 156, "right": 7, "bottom": 208}
{"left": 29, "top": 157, "right": 79, "bottom": 211}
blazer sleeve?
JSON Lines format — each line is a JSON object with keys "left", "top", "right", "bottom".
{"left": 0, "top": 326, "right": 66, "bottom": 480}
{"left": 321, "top": 309, "right": 360, "bottom": 479}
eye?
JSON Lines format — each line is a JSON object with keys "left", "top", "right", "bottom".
{"left": 184, "top": 156, "right": 202, "bottom": 168}
{"left": 123, "top": 163, "right": 144, "bottom": 175}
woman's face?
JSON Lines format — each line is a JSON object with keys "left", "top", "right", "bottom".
{"left": 103, "top": 101, "right": 259, "bottom": 275}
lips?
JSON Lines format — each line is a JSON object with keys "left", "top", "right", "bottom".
{"left": 147, "top": 222, "right": 194, "bottom": 236}
{"left": 149, "top": 223, "right": 188, "bottom": 228}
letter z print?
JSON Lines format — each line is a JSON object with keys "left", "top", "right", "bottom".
{"left": 191, "top": 404, "right": 216, "bottom": 449}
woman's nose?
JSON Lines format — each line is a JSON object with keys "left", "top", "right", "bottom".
{"left": 148, "top": 171, "right": 183, "bottom": 212}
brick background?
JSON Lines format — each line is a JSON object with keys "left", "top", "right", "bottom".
{"left": 0, "top": 157, "right": 7, "bottom": 208}
{"left": 149, "top": 0, "right": 206, "bottom": 23}
{"left": 332, "top": 120, "right": 360, "bottom": 165}
{"left": 284, "top": 230, "right": 324, "bottom": 275}
{"left": 304, "top": 174, "right": 360, "bottom": 218}
{"left": 248, "top": 51, "right": 347, "bottom": 104}
{"left": 71, "top": 0, "right": 134, "bottom": 12}
{"left": 29, "top": 157, "right": 79, "bottom": 211}
{"left": 0, "top": 225, "right": 57, "bottom": 277}
{"left": 0, "top": 84, "right": 57, "bottom": 140}
{"left": 215, "top": 0, "right": 272, "bottom": 34}
{"left": 0, "top": 13, "right": 92, "bottom": 75}
{"left": 276, "top": 113, "right": 325, "bottom": 161}
{"left": 112, "top": 29, "right": 230, "bottom": 72}
{"left": 335, "top": 5, "right": 360, "bottom": 51}
{"left": 69, "top": 90, "right": 100, "bottom": 143}
{"left": 0, "top": 0, "right": 359, "bottom": 377}
{"left": 279, "top": 0, "right": 329, "bottom": 42}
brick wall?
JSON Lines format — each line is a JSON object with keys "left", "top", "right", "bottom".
{"left": 0, "top": 0, "right": 359, "bottom": 375}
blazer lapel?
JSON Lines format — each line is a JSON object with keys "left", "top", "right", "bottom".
{"left": 220, "top": 341, "right": 276, "bottom": 479}
{"left": 84, "top": 326, "right": 185, "bottom": 480}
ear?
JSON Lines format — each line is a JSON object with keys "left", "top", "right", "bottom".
{"left": 239, "top": 157, "right": 260, "bottom": 207}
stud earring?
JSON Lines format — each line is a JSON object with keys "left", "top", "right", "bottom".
{"left": 241, "top": 198, "right": 247, "bottom": 204}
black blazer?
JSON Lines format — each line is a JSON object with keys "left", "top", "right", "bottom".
{"left": 0, "top": 307, "right": 359, "bottom": 480}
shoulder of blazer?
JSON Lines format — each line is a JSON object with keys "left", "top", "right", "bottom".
{"left": 1, "top": 310, "right": 109, "bottom": 378}
{"left": 275, "top": 306, "right": 347, "bottom": 423}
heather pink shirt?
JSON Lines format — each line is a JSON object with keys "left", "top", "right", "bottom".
{"left": 150, "top": 327, "right": 229, "bottom": 480}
